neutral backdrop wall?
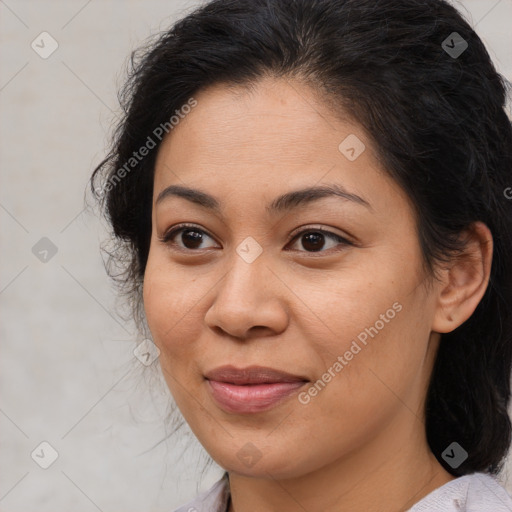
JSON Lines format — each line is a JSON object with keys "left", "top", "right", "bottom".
{"left": 1, "top": 1, "right": 511, "bottom": 511}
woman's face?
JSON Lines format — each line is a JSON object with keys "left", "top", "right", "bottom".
{"left": 143, "top": 77, "right": 443, "bottom": 479}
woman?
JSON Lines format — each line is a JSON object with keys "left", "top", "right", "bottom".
{"left": 91, "top": 0, "right": 512, "bottom": 510}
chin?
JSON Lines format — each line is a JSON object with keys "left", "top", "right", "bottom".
{"left": 216, "top": 447, "right": 308, "bottom": 479}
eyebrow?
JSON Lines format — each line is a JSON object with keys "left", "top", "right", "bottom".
{"left": 155, "top": 183, "right": 372, "bottom": 215}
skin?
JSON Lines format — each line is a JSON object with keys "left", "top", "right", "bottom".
{"left": 142, "top": 77, "right": 493, "bottom": 512}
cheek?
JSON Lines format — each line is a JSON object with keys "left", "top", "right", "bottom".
{"left": 142, "top": 255, "right": 205, "bottom": 363}
{"left": 299, "top": 262, "right": 399, "bottom": 355}
{"left": 142, "top": 259, "right": 209, "bottom": 415}
{"left": 302, "top": 255, "right": 429, "bottom": 402}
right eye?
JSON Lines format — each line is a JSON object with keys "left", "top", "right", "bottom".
{"left": 159, "top": 223, "right": 220, "bottom": 251}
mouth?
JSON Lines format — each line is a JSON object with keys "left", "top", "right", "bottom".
{"left": 204, "top": 365, "right": 309, "bottom": 385}
{"left": 204, "top": 365, "right": 309, "bottom": 414}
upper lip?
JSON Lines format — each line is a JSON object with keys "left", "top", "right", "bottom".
{"left": 204, "top": 365, "right": 309, "bottom": 385}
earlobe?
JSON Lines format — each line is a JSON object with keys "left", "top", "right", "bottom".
{"left": 432, "top": 221, "right": 493, "bottom": 334}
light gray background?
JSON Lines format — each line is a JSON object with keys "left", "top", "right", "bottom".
{"left": 1, "top": 1, "right": 511, "bottom": 511}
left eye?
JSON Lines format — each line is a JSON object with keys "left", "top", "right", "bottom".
{"left": 287, "top": 229, "right": 351, "bottom": 253}
{"left": 160, "top": 225, "right": 351, "bottom": 253}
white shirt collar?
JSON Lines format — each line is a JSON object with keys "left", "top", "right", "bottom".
{"left": 173, "top": 471, "right": 512, "bottom": 512}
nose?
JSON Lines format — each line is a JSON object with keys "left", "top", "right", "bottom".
{"left": 204, "top": 249, "right": 289, "bottom": 340}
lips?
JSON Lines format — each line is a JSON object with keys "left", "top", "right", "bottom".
{"left": 204, "top": 365, "right": 309, "bottom": 385}
{"left": 204, "top": 365, "right": 309, "bottom": 413}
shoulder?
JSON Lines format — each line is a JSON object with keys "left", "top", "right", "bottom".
{"left": 407, "top": 472, "right": 512, "bottom": 512}
{"left": 172, "top": 472, "right": 230, "bottom": 512}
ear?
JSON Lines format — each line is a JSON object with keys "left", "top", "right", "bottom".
{"left": 432, "top": 221, "right": 493, "bottom": 334}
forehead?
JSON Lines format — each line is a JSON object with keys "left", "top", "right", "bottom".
{"left": 156, "top": 79, "right": 373, "bottom": 173}
{"left": 152, "top": 77, "right": 408, "bottom": 220}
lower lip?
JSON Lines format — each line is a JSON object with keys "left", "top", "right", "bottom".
{"left": 206, "top": 379, "right": 307, "bottom": 413}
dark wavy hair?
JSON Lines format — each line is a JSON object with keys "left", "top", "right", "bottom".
{"left": 90, "top": 0, "right": 512, "bottom": 477}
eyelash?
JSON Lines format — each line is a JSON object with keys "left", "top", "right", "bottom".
{"left": 158, "top": 222, "right": 353, "bottom": 254}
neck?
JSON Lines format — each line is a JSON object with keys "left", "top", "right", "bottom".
{"left": 226, "top": 413, "right": 455, "bottom": 512}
